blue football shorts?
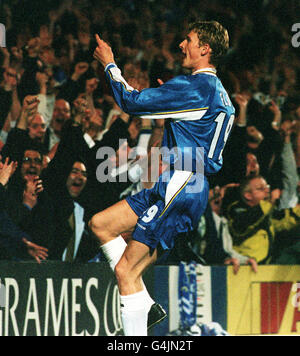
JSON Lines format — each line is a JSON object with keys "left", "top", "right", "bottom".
{"left": 125, "top": 170, "right": 209, "bottom": 251}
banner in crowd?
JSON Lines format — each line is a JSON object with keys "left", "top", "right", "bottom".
{"left": 0, "top": 262, "right": 299, "bottom": 336}
{"left": 0, "top": 261, "right": 154, "bottom": 336}
{"left": 227, "top": 265, "right": 300, "bottom": 335}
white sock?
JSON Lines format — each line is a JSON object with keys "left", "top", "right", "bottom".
{"left": 100, "top": 236, "right": 127, "bottom": 271}
{"left": 120, "top": 290, "right": 149, "bottom": 336}
{"left": 101, "top": 236, "right": 155, "bottom": 310}
{"left": 142, "top": 281, "right": 155, "bottom": 311}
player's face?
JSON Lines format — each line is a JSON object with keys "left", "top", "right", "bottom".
{"left": 179, "top": 31, "right": 203, "bottom": 70}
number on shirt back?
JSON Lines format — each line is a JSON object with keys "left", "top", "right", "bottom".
{"left": 208, "top": 113, "right": 235, "bottom": 160}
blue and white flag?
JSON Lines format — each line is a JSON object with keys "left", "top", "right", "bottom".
{"left": 178, "top": 261, "right": 197, "bottom": 328}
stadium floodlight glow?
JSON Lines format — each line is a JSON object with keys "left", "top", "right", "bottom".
{"left": 291, "top": 23, "right": 300, "bottom": 48}
{"left": 0, "top": 23, "right": 6, "bottom": 47}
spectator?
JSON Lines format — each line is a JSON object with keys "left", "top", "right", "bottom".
{"left": 57, "top": 61, "right": 100, "bottom": 105}
{"left": 44, "top": 98, "right": 71, "bottom": 154}
{"left": 0, "top": 155, "right": 48, "bottom": 262}
{"left": 0, "top": 66, "right": 21, "bottom": 131}
{"left": 222, "top": 141, "right": 299, "bottom": 215}
{"left": 43, "top": 160, "right": 98, "bottom": 262}
{"left": 220, "top": 93, "right": 285, "bottom": 190}
{"left": 27, "top": 113, "right": 47, "bottom": 145}
{"left": 2, "top": 148, "right": 55, "bottom": 254}
{"left": 1, "top": 96, "right": 49, "bottom": 162}
{"left": 226, "top": 175, "right": 300, "bottom": 264}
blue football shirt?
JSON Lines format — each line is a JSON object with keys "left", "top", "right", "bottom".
{"left": 105, "top": 64, "right": 235, "bottom": 175}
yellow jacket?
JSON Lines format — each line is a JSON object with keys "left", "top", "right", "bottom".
{"left": 226, "top": 200, "right": 300, "bottom": 263}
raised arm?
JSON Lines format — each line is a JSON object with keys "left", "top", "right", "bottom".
{"left": 17, "top": 95, "right": 40, "bottom": 131}
{"left": 93, "top": 35, "right": 209, "bottom": 119}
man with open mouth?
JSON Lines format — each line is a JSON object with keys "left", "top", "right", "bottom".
{"left": 43, "top": 159, "right": 98, "bottom": 263}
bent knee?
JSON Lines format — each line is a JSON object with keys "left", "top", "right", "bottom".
{"left": 89, "top": 214, "right": 100, "bottom": 232}
{"left": 89, "top": 214, "right": 109, "bottom": 241}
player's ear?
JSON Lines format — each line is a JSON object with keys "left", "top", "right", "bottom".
{"left": 200, "top": 43, "right": 211, "bottom": 56}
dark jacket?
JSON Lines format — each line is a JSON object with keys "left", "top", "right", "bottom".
{"left": 46, "top": 189, "right": 98, "bottom": 262}
{"left": 0, "top": 183, "right": 31, "bottom": 260}
{"left": 3, "top": 174, "right": 56, "bottom": 253}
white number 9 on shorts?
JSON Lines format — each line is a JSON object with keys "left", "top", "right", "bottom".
{"left": 141, "top": 205, "right": 159, "bottom": 223}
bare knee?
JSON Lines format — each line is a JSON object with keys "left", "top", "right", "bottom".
{"left": 89, "top": 200, "right": 138, "bottom": 245}
{"left": 89, "top": 214, "right": 110, "bottom": 244}
{"left": 89, "top": 214, "right": 101, "bottom": 234}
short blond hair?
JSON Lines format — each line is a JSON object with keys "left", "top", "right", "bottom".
{"left": 189, "top": 21, "right": 229, "bottom": 66}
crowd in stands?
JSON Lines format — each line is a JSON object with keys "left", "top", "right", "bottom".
{"left": 0, "top": 0, "right": 300, "bottom": 272}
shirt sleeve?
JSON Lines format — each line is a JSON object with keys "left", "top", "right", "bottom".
{"left": 37, "top": 93, "right": 55, "bottom": 128}
{"left": 278, "top": 142, "right": 299, "bottom": 209}
{"left": 83, "top": 133, "right": 96, "bottom": 149}
{"left": 221, "top": 219, "right": 250, "bottom": 264}
{"left": 105, "top": 63, "right": 210, "bottom": 120}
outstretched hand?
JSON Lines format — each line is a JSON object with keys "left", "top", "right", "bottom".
{"left": 224, "top": 257, "right": 258, "bottom": 274}
{"left": 246, "top": 258, "right": 258, "bottom": 273}
{"left": 22, "top": 238, "right": 48, "bottom": 264}
{"left": 93, "top": 34, "right": 115, "bottom": 68}
{"left": 0, "top": 157, "right": 18, "bottom": 186}
{"left": 224, "top": 257, "right": 240, "bottom": 275}
{"left": 23, "top": 176, "right": 44, "bottom": 209}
